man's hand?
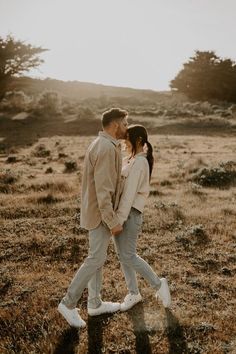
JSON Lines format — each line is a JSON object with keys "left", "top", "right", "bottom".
{"left": 111, "top": 224, "right": 123, "bottom": 236}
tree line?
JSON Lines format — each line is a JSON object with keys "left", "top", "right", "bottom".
{"left": 0, "top": 35, "right": 236, "bottom": 103}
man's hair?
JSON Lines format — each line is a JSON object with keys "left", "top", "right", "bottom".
{"left": 102, "top": 108, "right": 128, "bottom": 127}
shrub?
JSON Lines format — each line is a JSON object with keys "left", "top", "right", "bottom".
{"left": 0, "top": 170, "right": 18, "bottom": 184}
{"left": 61, "top": 100, "right": 77, "bottom": 115}
{"left": 37, "top": 193, "right": 61, "bottom": 204}
{"left": 6, "top": 155, "right": 18, "bottom": 163}
{"left": 32, "top": 144, "right": 51, "bottom": 158}
{"left": 0, "top": 271, "right": 13, "bottom": 296}
{"left": 28, "top": 181, "right": 72, "bottom": 193}
{"left": 64, "top": 160, "right": 78, "bottom": 173}
{"left": 193, "top": 165, "right": 236, "bottom": 188}
{"left": 77, "top": 106, "right": 95, "bottom": 119}
{"left": 32, "top": 91, "right": 61, "bottom": 115}
{"left": 160, "top": 180, "right": 172, "bottom": 186}
{"left": 176, "top": 224, "right": 209, "bottom": 246}
{"left": 0, "top": 170, "right": 19, "bottom": 193}
{"left": 0, "top": 90, "right": 31, "bottom": 112}
{"left": 58, "top": 152, "right": 68, "bottom": 159}
{"left": 45, "top": 167, "right": 53, "bottom": 174}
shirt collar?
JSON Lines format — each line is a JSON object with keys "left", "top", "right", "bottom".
{"left": 99, "top": 131, "right": 120, "bottom": 147}
{"left": 135, "top": 152, "right": 147, "bottom": 157}
{"left": 127, "top": 152, "right": 147, "bottom": 162}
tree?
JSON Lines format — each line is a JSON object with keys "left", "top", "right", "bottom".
{"left": 0, "top": 35, "right": 47, "bottom": 98}
{"left": 170, "top": 50, "right": 236, "bottom": 102}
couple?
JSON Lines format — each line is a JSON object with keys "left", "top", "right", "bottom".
{"left": 58, "top": 108, "right": 171, "bottom": 328}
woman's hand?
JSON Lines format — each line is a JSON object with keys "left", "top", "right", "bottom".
{"left": 111, "top": 224, "right": 123, "bottom": 236}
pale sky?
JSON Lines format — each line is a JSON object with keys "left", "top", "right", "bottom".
{"left": 0, "top": 0, "right": 236, "bottom": 90}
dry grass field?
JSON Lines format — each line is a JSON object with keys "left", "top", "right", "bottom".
{"left": 0, "top": 123, "right": 236, "bottom": 353}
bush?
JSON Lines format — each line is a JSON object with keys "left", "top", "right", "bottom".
{"left": 37, "top": 193, "right": 61, "bottom": 204}
{"left": 193, "top": 164, "right": 236, "bottom": 188}
{"left": 0, "top": 170, "right": 18, "bottom": 184}
{"left": 6, "top": 155, "right": 18, "bottom": 163}
{"left": 45, "top": 167, "right": 53, "bottom": 174}
{"left": 64, "top": 160, "right": 78, "bottom": 173}
{"left": 32, "top": 91, "right": 61, "bottom": 115}
{"left": 176, "top": 224, "right": 208, "bottom": 246}
{"left": 0, "top": 170, "right": 19, "bottom": 193}
{"left": 0, "top": 90, "right": 31, "bottom": 112}
{"left": 32, "top": 144, "right": 51, "bottom": 158}
{"left": 77, "top": 106, "right": 95, "bottom": 119}
{"left": 61, "top": 99, "right": 77, "bottom": 115}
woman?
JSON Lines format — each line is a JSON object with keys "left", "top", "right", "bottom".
{"left": 113, "top": 124, "right": 171, "bottom": 311}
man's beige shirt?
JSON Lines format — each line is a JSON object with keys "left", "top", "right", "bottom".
{"left": 80, "top": 131, "right": 122, "bottom": 230}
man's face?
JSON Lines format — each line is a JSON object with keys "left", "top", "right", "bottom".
{"left": 116, "top": 117, "right": 128, "bottom": 139}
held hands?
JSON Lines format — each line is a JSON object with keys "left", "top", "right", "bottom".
{"left": 111, "top": 224, "right": 123, "bottom": 236}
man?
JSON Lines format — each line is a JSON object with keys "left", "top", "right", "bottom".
{"left": 58, "top": 108, "right": 128, "bottom": 328}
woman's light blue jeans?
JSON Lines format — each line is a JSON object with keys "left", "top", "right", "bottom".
{"left": 113, "top": 207, "right": 161, "bottom": 295}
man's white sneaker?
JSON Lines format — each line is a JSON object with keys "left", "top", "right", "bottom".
{"left": 156, "top": 278, "right": 171, "bottom": 308}
{"left": 58, "top": 302, "right": 86, "bottom": 328}
{"left": 88, "top": 301, "right": 120, "bottom": 316}
{"left": 120, "top": 293, "right": 142, "bottom": 311}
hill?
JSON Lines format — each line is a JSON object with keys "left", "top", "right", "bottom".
{"left": 9, "top": 77, "right": 175, "bottom": 101}
{"left": 0, "top": 76, "right": 235, "bottom": 153}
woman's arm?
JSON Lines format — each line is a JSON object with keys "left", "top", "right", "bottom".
{"left": 116, "top": 159, "right": 144, "bottom": 225}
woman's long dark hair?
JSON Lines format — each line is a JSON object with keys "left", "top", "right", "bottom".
{"left": 127, "top": 125, "right": 154, "bottom": 178}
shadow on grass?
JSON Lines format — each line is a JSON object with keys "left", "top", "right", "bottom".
{"left": 87, "top": 313, "right": 115, "bottom": 354}
{"left": 165, "top": 309, "right": 188, "bottom": 354}
{"left": 53, "top": 327, "right": 80, "bottom": 354}
{"left": 128, "top": 302, "right": 152, "bottom": 354}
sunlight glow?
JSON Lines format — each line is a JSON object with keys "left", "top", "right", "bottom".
{"left": 0, "top": 0, "right": 236, "bottom": 90}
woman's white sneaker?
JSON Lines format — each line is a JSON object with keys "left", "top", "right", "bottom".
{"left": 88, "top": 301, "right": 120, "bottom": 316}
{"left": 156, "top": 278, "right": 171, "bottom": 308}
{"left": 58, "top": 302, "right": 86, "bottom": 328}
{"left": 120, "top": 293, "right": 142, "bottom": 311}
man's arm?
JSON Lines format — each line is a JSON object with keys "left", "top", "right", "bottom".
{"left": 94, "top": 144, "right": 121, "bottom": 230}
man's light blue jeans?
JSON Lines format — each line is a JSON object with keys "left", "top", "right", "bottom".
{"left": 61, "top": 222, "right": 111, "bottom": 309}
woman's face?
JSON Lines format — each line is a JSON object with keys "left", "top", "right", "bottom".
{"left": 124, "top": 135, "right": 132, "bottom": 153}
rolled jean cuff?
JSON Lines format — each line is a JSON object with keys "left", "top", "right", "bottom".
{"left": 87, "top": 296, "right": 102, "bottom": 309}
